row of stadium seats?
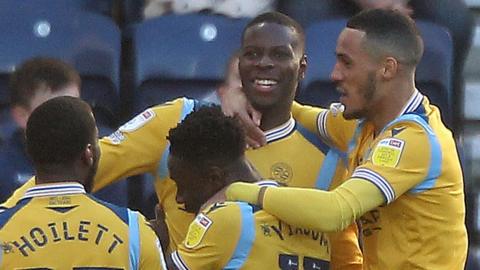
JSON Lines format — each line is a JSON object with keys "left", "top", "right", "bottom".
{"left": 0, "top": 2, "right": 454, "bottom": 215}
{"left": 0, "top": 7, "right": 454, "bottom": 129}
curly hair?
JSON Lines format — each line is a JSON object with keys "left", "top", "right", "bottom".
{"left": 167, "top": 105, "right": 245, "bottom": 168}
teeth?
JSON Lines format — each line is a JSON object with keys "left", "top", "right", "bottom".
{"left": 255, "top": 79, "right": 277, "bottom": 86}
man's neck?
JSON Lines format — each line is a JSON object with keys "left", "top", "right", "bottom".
{"left": 369, "top": 81, "right": 416, "bottom": 136}
{"left": 35, "top": 166, "right": 83, "bottom": 186}
{"left": 258, "top": 102, "right": 292, "bottom": 131}
{"left": 201, "top": 161, "right": 261, "bottom": 210}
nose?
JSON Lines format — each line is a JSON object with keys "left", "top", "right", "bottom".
{"left": 330, "top": 62, "right": 343, "bottom": 82}
{"left": 257, "top": 55, "right": 274, "bottom": 69}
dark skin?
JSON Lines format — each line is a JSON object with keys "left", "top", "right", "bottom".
{"left": 150, "top": 154, "right": 261, "bottom": 268}
{"left": 222, "top": 22, "right": 307, "bottom": 140}
{"left": 35, "top": 125, "right": 100, "bottom": 192}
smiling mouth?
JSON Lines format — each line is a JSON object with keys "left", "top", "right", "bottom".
{"left": 253, "top": 79, "right": 278, "bottom": 92}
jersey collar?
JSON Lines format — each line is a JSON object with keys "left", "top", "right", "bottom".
{"left": 398, "top": 89, "right": 424, "bottom": 116}
{"left": 264, "top": 117, "right": 296, "bottom": 144}
{"left": 23, "top": 182, "right": 86, "bottom": 199}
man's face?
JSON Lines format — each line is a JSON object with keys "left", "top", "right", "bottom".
{"left": 168, "top": 155, "right": 213, "bottom": 214}
{"left": 14, "top": 83, "right": 81, "bottom": 130}
{"left": 239, "top": 22, "right": 306, "bottom": 110}
{"left": 330, "top": 28, "right": 380, "bottom": 120}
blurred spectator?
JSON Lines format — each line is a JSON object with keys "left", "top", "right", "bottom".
{"left": 143, "top": 0, "right": 276, "bottom": 19}
{"left": 0, "top": 58, "right": 80, "bottom": 202}
{"left": 278, "top": 0, "right": 475, "bottom": 111}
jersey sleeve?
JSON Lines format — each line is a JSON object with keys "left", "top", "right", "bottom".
{"left": 0, "top": 176, "right": 35, "bottom": 208}
{"left": 351, "top": 120, "right": 435, "bottom": 204}
{"left": 138, "top": 214, "right": 167, "bottom": 270}
{"left": 292, "top": 101, "right": 357, "bottom": 152}
{"left": 92, "top": 98, "right": 193, "bottom": 191}
{"left": 171, "top": 203, "right": 242, "bottom": 270}
{"left": 292, "top": 101, "right": 325, "bottom": 132}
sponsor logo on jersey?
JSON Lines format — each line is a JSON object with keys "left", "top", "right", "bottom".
{"left": 270, "top": 162, "right": 293, "bottom": 184}
{"left": 107, "top": 130, "right": 126, "bottom": 145}
{"left": 119, "top": 108, "right": 156, "bottom": 132}
{"left": 185, "top": 214, "right": 212, "bottom": 249}
{"left": 1, "top": 241, "right": 14, "bottom": 263}
{"left": 372, "top": 138, "right": 405, "bottom": 168}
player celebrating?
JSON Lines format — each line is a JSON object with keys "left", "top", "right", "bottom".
{"left": 226, "top": 9, "right": 468, "bottom": 270}
{"left": 0, "top": 97, "right": 165, "bottom": 269}
{"left": 164, "top": 105, "right": 332, "bottom": 270}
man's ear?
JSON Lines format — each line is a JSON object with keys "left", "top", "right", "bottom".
{"left": 10, "top": 105, "right": 30, "bottom": 130}
{"left": 81, "top": 144, "right": 94, "bottom": 166}
{"left": 299, "top": 54, "right": 308, "bottom": 80}
{"left": 380, "top": 56, "right": 398, "bottom": 80}
{"left": 206, "top": 166, "right": 226, "bottom": 191}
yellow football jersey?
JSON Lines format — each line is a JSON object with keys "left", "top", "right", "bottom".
{"left": 0, "top": 182, "right": 165, "bottom": 270}
{"left": 172, "top": 200, "right": 331, "bottom": 270}
{"left": 300, "top": 90, "right": 467, "bottom": 269}
{"left": 2, "top": 97, "right": 362, "bottom": 268}
{"left": 245, "top": 117, "right": 362, "bottom": 269}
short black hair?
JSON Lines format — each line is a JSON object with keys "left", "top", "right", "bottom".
{"left": 167, "top": 105, "right": 245, "bottom": 168}
{"left": 243, "top": 11, "right": 305, "bottom": 51}
{"left": 26, "top": 96, "right": 95, "bottom": 166}
{"left": 9, "top": 57, "right": 81, "bottom": 108}
{"left": 347, "top": 9, "right": 423, "bottom": 66}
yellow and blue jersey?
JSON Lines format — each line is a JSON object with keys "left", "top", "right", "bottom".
{"left": 0, "top": 182, "right": 164, "bottom": 270}
{"left": 299, "top": 90, "right": 467, "bottom": 269}
{"left": 2, "top": 97, "right": 362, "bottom": 268}
{"left": 172, "top": 186, "right": 332, "bottom": 270}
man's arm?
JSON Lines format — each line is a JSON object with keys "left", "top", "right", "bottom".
{"left": 226, "top": 178, "right": 385, "bottom": 232}
{"left": 227, "top": 121, "right": 434, "bottom": 232}
{"left": 138, "top": 213, "right": 168, "bottom": 270}
{"left": 93, "top": 98, "right": 190, "bottom": 191}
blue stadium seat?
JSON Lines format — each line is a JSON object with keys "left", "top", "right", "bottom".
{"left": 0, "top": 0, "right": 115, "bottom": 18}
{"left": 132, "top": 14, "right": 248, "bottom": 113}
{"left": 0, "top": 7, "right": 121, "bottom": 130}
{"left": 299, "top": 19, "right": 454, "bottom": 127}
{"left": 0, "top": 6, "right": 126, "bottom": 206}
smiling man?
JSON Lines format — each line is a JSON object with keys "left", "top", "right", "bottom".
{"left": 227, "top": 9, "right": 468, "bottom": 270}
{"left": 2, "top": 12, "right": 362, "bottom": 269}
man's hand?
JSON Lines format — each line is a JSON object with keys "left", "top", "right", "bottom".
{"left": 149, "top": 204, "right": 170, "bottom": 253}
{"left": 219, "top": 84, "right": 266, "bottom": 148}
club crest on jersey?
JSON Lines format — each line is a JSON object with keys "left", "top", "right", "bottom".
{"left": 371, "top": 138, "right": 405, "bottom": 168}
{"left": 185, "top": 214, "right": 212, "bottom": 249}
{"left": 119, "top": 109, "right": 156, "bottom": 132}
{"left": 270, "top": 162, "right": 293, "bottom": 184}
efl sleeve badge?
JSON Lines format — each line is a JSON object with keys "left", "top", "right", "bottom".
{"left": 185, "top": 214, "right": 213, "bottom": 249}
{"left": 371, "top": 138, "right": 405, "bottom": 168}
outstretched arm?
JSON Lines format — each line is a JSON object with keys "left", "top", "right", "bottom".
{"left": 226, "top": 178, "right": 385, "bottom": 232}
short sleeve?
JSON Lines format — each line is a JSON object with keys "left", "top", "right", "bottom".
{"left": 172, "top": 203, "right": 243, "bottom": 270}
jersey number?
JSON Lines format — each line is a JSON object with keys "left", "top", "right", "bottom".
{"left": 279, "top": 254, "right": 329, "bottom": 270}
